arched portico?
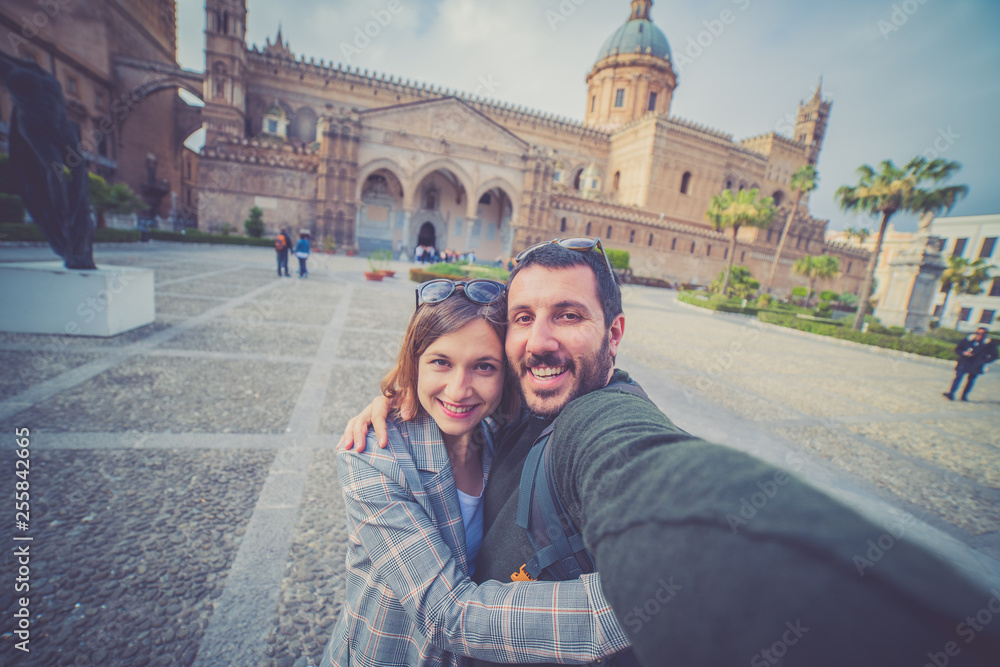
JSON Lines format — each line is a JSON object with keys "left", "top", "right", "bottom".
{"left": 355, "top": 167, "right": 406, "bottom": 253}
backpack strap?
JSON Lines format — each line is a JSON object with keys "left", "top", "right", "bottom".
{"left": 516, "top": 378, "right": 653, "bottom": 581}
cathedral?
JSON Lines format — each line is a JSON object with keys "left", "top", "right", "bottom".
{"left": 0, "top": 0, "right": 868, "bottom": 292}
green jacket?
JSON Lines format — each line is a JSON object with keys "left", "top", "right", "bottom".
{"left": 473, "top": 370, "right": 999, "bottom": 666}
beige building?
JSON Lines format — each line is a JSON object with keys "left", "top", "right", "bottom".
{"left": 190, "top": 0, "right": 868, "bottom": 293}
{"left": 929, "top": 214, "right": 1000, "bottom": 331}
{"left": 827, "top": 224, "right": 916, "bottom": 306}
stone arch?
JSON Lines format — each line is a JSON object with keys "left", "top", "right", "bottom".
{"left": 357, "top": 158, "right": 407, "bottom": 202}
{"left": 473, "top": 177, "right": 520, "bottom": 221}
{"left": 407, "top": 159, "right": 474, "bottom": 211}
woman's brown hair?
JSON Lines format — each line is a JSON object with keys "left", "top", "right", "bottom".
{"left": 380, "top": 289, "right": 519, "bottom": 423}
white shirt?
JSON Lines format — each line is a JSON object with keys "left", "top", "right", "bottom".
{"left": 456, "top": 482, "right": 485, "bottom": 576}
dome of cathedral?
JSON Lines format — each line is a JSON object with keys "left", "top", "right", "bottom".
{"left": 595, "top": 15, "right": 671, "bottom": 64}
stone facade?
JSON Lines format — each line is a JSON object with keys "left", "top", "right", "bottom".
{"left": 0, "top": 0, "right": 197, "bottom": 220}
{"left": 192, "top": 0, "right": 867, "bottom": 293}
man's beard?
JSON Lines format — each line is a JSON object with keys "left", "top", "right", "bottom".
{"left": 517, "top": 332, "right": 614, "bottom": 418}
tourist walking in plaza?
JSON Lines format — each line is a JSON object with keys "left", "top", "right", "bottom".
{"left": 294, "top": 231, "right": 311, "bottom": 278}
{"left": 943, "top": 326, "right": 998, "bottom": 401}
{"left": 274, "top": 227, "right": 292, "bottom": 277}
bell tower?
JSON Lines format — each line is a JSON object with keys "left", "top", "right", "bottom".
{"left": 793, "top": 79, "right": 832, "bottom": 165}
{"left": 203, "top": 0, "right": 248, "bottom": 143}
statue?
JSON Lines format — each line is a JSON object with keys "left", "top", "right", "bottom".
{"left": 0, "top": 52, "right": 96, "bottom": 269}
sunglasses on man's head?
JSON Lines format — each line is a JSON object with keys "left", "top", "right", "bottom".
{"left": 415, "top": 279, "right": 506, "bottom": 309}
{"left": 515, "top": 237, "right": 615, "bottom": 278}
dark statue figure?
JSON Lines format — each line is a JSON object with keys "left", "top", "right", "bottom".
{"left": 0, "top": 51, "right": 96, "bottom": 269}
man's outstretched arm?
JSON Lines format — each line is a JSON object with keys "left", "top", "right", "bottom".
{"left": 549, "top": 389, "right": 1000, "bottom": 666}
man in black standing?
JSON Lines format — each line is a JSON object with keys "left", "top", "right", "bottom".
{"left": 944, "top": 326, "right": 998, "bottom": 401}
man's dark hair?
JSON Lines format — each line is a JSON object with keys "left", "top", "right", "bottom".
{"left": 507, "top": 241, "right": 622, "bottom": 328}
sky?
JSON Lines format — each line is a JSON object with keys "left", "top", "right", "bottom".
{"left": 174, "top": 0, "right": 1000, "bottom": 233}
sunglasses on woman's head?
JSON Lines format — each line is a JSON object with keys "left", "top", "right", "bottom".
{"left": 415, "top": 279, "right": 506, "bottom": 309}
{"left": 514, "top": 237, "right": 615, "bottom": 278}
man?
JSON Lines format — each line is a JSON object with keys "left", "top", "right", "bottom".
{"left": 345, "top": 238, "right": 999, "bottom": 666}
{"left": 275, "top": 227, "right": 292, "bottom": 277}
{"left": 944, "top": 326, "right": 997, "bottom": 401}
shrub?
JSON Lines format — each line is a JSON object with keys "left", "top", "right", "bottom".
{"left": 244, "top": 206, "right": 265, "bottom": 238}
{"left": 414, "top": 262, "right": 510, "bottom": 282}
{"left": 148, "top": 229, "right": 273, "bottom": 247}
{"left": 867, "top": 322, "right": 889, "bottom": 335}
{"left": 678, "top": 291, "right": 761, "bottom": 315}
{"left": 0, "top": 193, "right": 25, "bottom": 223}
{"left": 791, "top": 286, "right": 808, "bottom": 299}
{"left": 887, "top": 326, "right": 907, "bottom": 337}
{"left": 815, "top": 300, "right": 833, "bottom": 318}
{"left": 94, "top": 228, "right": 141, "bottom": 242}
{"left": 606, "top": 248, "right": 630, "bottom": 271}
{"left": 757, "top": 312, "right": 955, "bottom": 360}
{"left": 926, "top": 327, "right": 967, "bottom": 344}
{"left": 819, "top": 290, "right": 839, "bottom": 302}
{"left": 0, "top": 222, "right": 45, "bottom": 241}
{"left": 757, "top": 293, "right": 773, "bottom": 308}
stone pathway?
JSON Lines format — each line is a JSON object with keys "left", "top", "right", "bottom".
{"left": 0, "top": 243, "right": 997, "bottom": 666}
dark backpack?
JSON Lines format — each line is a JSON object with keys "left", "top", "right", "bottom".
{"left": 515, "top": 379, "right": 651, "bottom": 666}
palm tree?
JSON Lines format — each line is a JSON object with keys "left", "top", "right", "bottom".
{"left": 766, "top": 164, "right": 818, "bottom": 292}
{"left": 836, "top": 157, "right": 968, "bottom": 330}
{"left": 844, "top": 226, "right": 871, "bottom": 245}
{"left": 707, "top": 188, "right": 777, "bottom": 295}
{"left": 793, "top": 255, "right": 841, "bottom": 305}
{"left": 939, "top": 256, "right": 993, "bottom": 328}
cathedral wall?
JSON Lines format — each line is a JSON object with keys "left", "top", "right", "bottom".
{"left": 644, "top": 126, "right": 734, "bottom": 226}
{"left": 197, "top": 156, "right": 317, "bottom": 235}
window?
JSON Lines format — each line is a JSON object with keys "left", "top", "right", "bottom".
{"left": 267, "top": 119, "right": 278, "bottom": 133}
{"left": 766, "top": 230, "right": 773, "bottom": 243}
{"left": 990, "top": 278, "right": 1000, "bottom": 297}
{"left": 647, "top": 92, "right": 658, "bottom": 111}
{"left": 979, "top": 237, "right": 996, "bottom": 259}
{"left": 726, "top": 180, "right": 733, "bottom": 190}
{"left": 940, "top": 281, "right": 950, "bottom": 294}
{"left": 95, "top": 92, "right": 105, "bottom": 109}
{"left": 648, "top": 233, "right": 654, "bottom": 247}
{"left": 740, "top": 251, "right": 746, "bottom": 262}
{"left": 724, "top": 248, "right": 729, "bottom": 260}
{"left": 606, "top": 226, "right": 613, "bottom": 239}
{"left": 66, "top": 77, "right": 78, "bottom": 95}
{"left": 933, "top": 305, "right": 943, "bottom": 317}
{"left": 689, "top": 242, "right": 696, "bottom": 254}
{"left": 958, "top": 308, "right": 972, "bottom": 322}
{"left": 980, "top": 310, "right": 996, "bottom": 325}
{"left": 680, "top": 171, "right": 692, "bottom": 195}
{"left": 952, "top": 238, "right": 968, "bottom": 257}
{"left": 629, "top": 230, "right": 635, "bottom": 243}
{"left": 706, "top": 244, "right": 712, "bottom": 256}
{"left": 615, "top": 89, "right": 625, "bottom": 108}
{"left": 585, "top": 222, "right": 592, "bottom": 236}
{"left": 613, "top": 171, "right": 620, "bottom": 191}
{"left": 560, "top": 217, "right": 567, "bottom": 233}
{"left": 847, "top": 261, "right": 852, "bottom": 274}
{"left": 591, "top": 95, "right": 597, "bottom": 112}
{"left": 772, "top": 191, "right": 784, "bottom": 207}
{"left": 479, "top": 193, "right": 492, "bottom": 205}
{"left": 671, "top": 238, "right": 677, "bottom": 251}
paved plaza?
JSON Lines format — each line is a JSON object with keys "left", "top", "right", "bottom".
{"left": 1, "top": 242, "right": 998, "bottom": 667}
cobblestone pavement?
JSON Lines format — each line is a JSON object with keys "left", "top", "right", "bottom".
{"left": 1, "top": 243, "right": 997, "bottom": 666}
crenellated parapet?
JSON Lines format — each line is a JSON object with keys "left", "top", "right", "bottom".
{"left": 201, "top": 135, "right": 320, "bottom": 172}
{"left": 550, "top": 193, "right": 729, "bottom": 242}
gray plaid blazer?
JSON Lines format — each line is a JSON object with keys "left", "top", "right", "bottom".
{"left": 320, "top": 414, "right": 630, "bottom": 667}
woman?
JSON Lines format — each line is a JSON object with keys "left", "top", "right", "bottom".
{"left": 321, "top": 279, "right": 630, "bottom": 667}
{"left": 294, "top": 230, "right": 310, "bottom": 278}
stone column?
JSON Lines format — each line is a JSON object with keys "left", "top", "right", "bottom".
{"left": 875, "top": 231, "right": 946, "bottom": 333}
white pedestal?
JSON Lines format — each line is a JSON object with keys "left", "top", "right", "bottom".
{"left": 0, "top": 262, "right": 155, "bottom": 337}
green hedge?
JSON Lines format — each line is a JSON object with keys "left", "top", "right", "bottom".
{"left": 413, "top": 262, "right": 510, "bottom": 282}
{"left": 0, "top": 222, "right": 45, "bottom": 241}
{"left": 0, "top": 223, "right": 141, "bottom": 243}
{"left": 0, "top": 193, "right": 25, "bottom": 223}
{"left": 606, "top": 248, "right": 630, "bottom": 271}
{"left": 757, "top": 312, "right": 956, "bottom": 360}
{"left": 677, "top": 291, "right": 762, "bottom": 315}
{"left": 95, "top": 228, "right": 141, "bottom": 242}
{"left": 148, "top": 229, "right": 273, "bottom": 247}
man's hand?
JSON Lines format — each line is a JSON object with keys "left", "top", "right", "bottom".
{"left": 339, "top": 395, "right": 411, "bottom": 452}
